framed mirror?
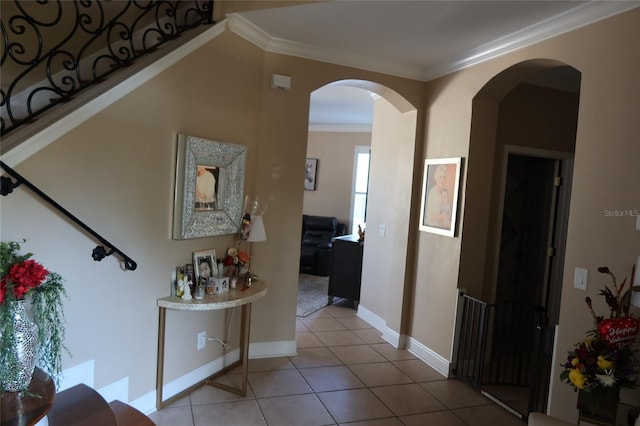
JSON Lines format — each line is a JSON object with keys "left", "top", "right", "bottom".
{"left": 172, "top": 134, "right": 246, "bottom": 239}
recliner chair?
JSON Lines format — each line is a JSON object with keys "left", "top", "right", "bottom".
{"left": 300, "top": 215, "right": 345, "bottom": 276}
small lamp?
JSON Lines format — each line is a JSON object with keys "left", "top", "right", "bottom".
{"left": 241, "top": 196, "right": 267, "bottom": 281}
{"left": 247, "top": 215, "right": 267, "bottom": 243}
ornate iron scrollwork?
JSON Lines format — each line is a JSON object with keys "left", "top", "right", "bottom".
{"left": 1, "top": 0, "right": 214, "bottom": 136}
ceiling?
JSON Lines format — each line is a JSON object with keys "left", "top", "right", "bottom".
{"left": 230, "top": 1, "right": 639, "bottom": 128}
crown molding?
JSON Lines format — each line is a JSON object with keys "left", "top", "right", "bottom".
{"left": 228, "top": 2, "right": 639, "bottom": 82}
{"left": 308, "top": 124, "right": 372, "bottom": 133}
{"left": 227, "top": 14, "right": 424, "bottom": 80}
{"left": 425, "top": 1, "right": 640, "bottom": 80}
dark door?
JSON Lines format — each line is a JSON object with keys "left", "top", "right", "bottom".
{"left": 486, "top": 153, "right": 571, "bottom": 417}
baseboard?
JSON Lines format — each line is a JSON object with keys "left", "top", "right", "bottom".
{"left": 59, "top": 359, "right": 95, "bottom": 391}
{"left": 249, "top": 340, "right": 297, "bottom": 358}
{"left": 356, "top": 304, "right": 406, "bottom": 348}
{"left": 405, "top": 337, "right": 450, "bottom": 378}
{"left": 134, "top": 340, "right": 297, "bottom": 415}
{"left": 357, "top": 304, "right": 450, "bottom": 376}
{"left": 98, "top": 376, "right": 129, "bottom": 404}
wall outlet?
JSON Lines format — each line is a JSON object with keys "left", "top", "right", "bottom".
{"left": 197, "top": 331, "right": 206, "bottom": 350}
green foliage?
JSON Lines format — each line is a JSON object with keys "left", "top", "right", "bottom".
{"left": 0, "top": 241, "right": 69, "bottom": 391}
{"left": 31, "top": 272, "right": 70, "bottom": 387}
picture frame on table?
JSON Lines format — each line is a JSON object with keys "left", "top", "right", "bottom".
{"left": 172, "top": 133, "right": 246, "bottom": 239}
{"left": 193, "top": 249, "right": 216, "bottom": 285}
{"left": 304, "top": 158, "right": 318, "bottom": 191}
{"left": 418, "top": 157, "right": 463, "bottom": 237}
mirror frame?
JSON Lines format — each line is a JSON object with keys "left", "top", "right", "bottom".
{"left": 172, "top": 133, "right": 246, "bottom": 239}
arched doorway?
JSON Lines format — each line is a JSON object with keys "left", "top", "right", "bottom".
{"left": 302, "top": 80, "right": 419, "bottom": 344}
{"left": 454, "top": 61, "right": 581, "bottom": 418}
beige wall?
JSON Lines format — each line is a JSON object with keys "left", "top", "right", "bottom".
{"left": 2, "top": 7, "right": 639, "bottom": 421}
{"left": 303, "top": 131, "right": 371, "bottom": 225}
{"left": 409, "top": 9, "right": 640, "bottom": 422}
{"left": 1, "top": 27, "right": 424, "bottom": 408}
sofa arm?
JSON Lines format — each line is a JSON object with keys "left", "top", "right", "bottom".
{"left": 528, "top": 413, "right": 574, "bottom": 426}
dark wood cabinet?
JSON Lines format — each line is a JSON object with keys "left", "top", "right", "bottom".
{"left": 328, "top": 235, "right": 363, "bottom": 305}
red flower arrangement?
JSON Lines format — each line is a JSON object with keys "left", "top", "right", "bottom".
{"left": 1, "top": 259, "right": 49, "bottom": 303}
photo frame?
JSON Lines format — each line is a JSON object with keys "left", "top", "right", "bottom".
{"left": 193, "top": 249, "right": 216, "bottom": 284}
{"left": 173, "top": 134, "right": 246, "bottom": 239}
{"left": 419, "top": 157, "right": 463, "bottom": 237}
{"left": 304, "top": 158, "right": 318, "bottom": 191}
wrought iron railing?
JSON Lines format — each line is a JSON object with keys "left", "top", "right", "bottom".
{"left": 451, "top": 292, "right": 550, "bottom": 417}
{"left": 1, "top": 0, "right": 214, "bottom": 137}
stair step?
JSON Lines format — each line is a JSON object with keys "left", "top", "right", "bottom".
{"left": 109, "top": 400, "right": 155, "bottom": 426}
{"left": 47, "top": 383, "right": 116, "bottom": 426}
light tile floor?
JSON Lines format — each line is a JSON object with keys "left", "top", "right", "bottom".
{"left": 150, "top": 302, "right": 526, "bottom": 425}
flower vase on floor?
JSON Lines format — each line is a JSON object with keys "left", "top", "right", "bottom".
{"left": 577, "top": 388, "right": 619, "bottom": 424}
{"left": 2, "top": 300, "right": 39, "bottom": 392}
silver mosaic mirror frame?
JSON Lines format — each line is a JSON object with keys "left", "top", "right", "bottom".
{"left": 172, "top": 134, "right": 246, "bottom": 239}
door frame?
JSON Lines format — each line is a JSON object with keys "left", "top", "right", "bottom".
{"left": 490, "top": 145, "right": 574, "bottom": 300}
{"left": 490, "top": 144, "right": 574, "bottom": 413}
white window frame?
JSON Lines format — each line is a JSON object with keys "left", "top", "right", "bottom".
{"left": 350, "top": 145, "right": 371, "bottom": 236}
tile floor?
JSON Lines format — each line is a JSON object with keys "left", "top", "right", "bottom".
{"left": 149, "top": 302, "right": 526, "bottom": 426}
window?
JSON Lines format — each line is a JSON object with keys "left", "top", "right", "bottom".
{"left": 351, "top": 146, "right": 370, "bottom": 235}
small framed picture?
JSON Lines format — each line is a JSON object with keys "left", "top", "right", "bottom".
{"left": 304, "top": 158, "right": 318, "bottom": 191}
{"left": 418, "top": 157, "right": 463, "bottom": 237}
{"left": 192, "top": 249, "right": 216, "bottom": 284}
{"left": 212, "top": 276, "right": 229, "bottom": 294}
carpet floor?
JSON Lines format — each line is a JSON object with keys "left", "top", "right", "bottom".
{"left": 296, "top": 273, "right": 330, "bottom": 317}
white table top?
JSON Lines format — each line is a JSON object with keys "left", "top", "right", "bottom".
{"left": 157, "top": 281, "right": 267, "bottom": 311}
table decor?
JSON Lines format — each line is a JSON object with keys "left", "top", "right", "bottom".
{"left": 560, "top": 265, "right": 640, "bottom": 423}
{"left": 0, "top": 241, "right": 68, "bottom": 392}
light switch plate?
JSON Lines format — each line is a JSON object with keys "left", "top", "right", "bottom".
{"left": 574, "top": 267, "right": 588, "bottom": 290}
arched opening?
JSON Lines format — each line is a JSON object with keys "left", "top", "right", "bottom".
{"left": 298, "top": 79, "right": 418, "bottom": 347}
{"left": 455, "top": 60, "right": 581, "bottom": 418}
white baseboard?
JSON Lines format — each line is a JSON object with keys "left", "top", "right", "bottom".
{"left": 135, "top": 340, "right": 297, "bottom": 415}
{"left": 357, "top": 304, "right": 406, "bottom": 348}
{"left": 249, "top": 340, "right": 297, "bottom": 358}
{"left": 406, "top": 337, "right": 450, "bottom": 377}
{"left": 357, "top": 304, "right": 450, "bottom": 377}
{"left": 59, "top": 359, "right": 95, "bottom": 391}
{"left": 98, "top": 376, "right": 129, "bottom": 404}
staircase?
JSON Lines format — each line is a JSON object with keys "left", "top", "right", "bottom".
{"left": 47, "top": 383, "right": 154, "bottom": 426}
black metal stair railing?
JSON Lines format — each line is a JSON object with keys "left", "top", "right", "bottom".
{"left": 1, "top": 0, "right": 214, "bottom": 137}
{"left": 1, "top": 160, "right": 138, "bottom": 270}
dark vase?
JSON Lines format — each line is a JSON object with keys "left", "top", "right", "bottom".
{"left": 577, "top": 388, "right": 619, "bottom": 425}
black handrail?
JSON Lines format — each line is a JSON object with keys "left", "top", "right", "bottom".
{"left": 1, "top": 0, "right": 214, "bottom": 137}
{"left": 1, "top": 161, "right": 137, "bottom": 271}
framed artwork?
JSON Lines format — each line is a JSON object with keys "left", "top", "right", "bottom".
{"left": 193, "top": 249, "right": 216, "bottom": 284}
{"left": 173, "top": 133, "right": 246, "bottom": 239}
{"left": 304, "top": 158, "right": 318, "bottom": 191}
{"left": 419, "top": 157, "right": 463, "bottom": 237}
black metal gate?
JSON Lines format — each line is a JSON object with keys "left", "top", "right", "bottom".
{"left": 451, "top": 292, "right": 553, "bottom": 419}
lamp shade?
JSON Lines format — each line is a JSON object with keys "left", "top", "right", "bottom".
{"left": 247, "top": 215, "right": 267, "bottom": 242}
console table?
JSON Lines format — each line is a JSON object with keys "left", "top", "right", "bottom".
{"left": 156, "top": 281, "right": 267, "bottom": 409}
{"left": 328, "top": 235, "right": 363, "bottom": 306}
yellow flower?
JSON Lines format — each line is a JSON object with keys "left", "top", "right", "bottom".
{"left": 597, "top": 355, "right": 614, "bottom": 370}
{"left": 569, "top": 369, "right": 585, "bottom": 389}
{"left": 571, "top": 357, "right": 580, "bottom": 366}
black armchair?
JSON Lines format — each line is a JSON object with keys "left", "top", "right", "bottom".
{"left": 300, "top": 215, "right": 346, "bottom": 276}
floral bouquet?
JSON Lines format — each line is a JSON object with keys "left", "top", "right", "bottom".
{"left": 223, "top": 247, "right": 250, "bottom": 278}
{"left": 0, "top": 240, "right": 68, "bottom": 390}
{"left": 560, "top": 265, "right": 639, "bottom": 393}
